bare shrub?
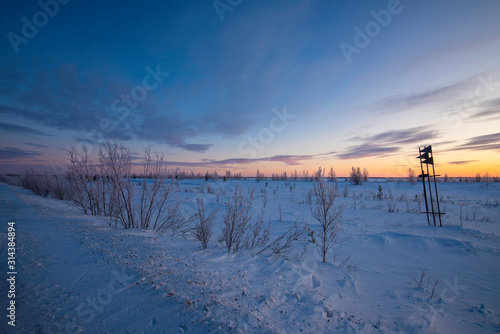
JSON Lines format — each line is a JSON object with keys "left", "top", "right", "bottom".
{"left": 414, "top": 194, "right": 423, "bottom": 213}
{"left": 458, "top": 200, "right": 468, "bottom": 226}
{"left": 335, "top": 254, "right": 361, "bottom": 272}
{"left": 20, "top": 169, "right": 52, "bottom": 197}
{"left": 410, "top": 266, "right": 428, "bottom": 288}
{"left": 352, "top": 192, "right": 357, "bottom": 210}
{"left": 430, "top": 276, "right": 441, "bottom": 299}
{"left": 386, "top": 187, "right": 394, "bottom": 200}
{"left": 350, "top": 167, "right": 363, "bottom": 185}
{"left": 272, "top": 186, "right": 278, "bottom": 196}
{"left": 311, "top": 178, "right": 347, "bottom": 263}
{"left": 193, "top": 193, "right": 219, "bottom": 249}
{"left": 1, "top": 172, "right": 71, "bottom": 200}
{"left": 137, "top": 145, "right": 184, "bottom": 232}
{"left": 387, "top": 200, "right": 397, "bottom": 213}
{"left": 220, "top": 184, "right": 254, "bottom": 252}
{"left": 408, "top": 168, "right": 417, "bottom": 184}
{"left": 257, "top": 219, "right": 308, "bottom": 256}
{"left": 67, "top": 146, "right": 100, "bottom": 215}
{"left": 67, "top": 140, "right": 183, "bottom": 231}
{"left": 50, "top": 174, "right": 72, "bottom": 200}
{"left": 0, "top": 174, "right": 22, "bottom": 187}
{"left": 410, "top": 266, "right": 441, "bottom": 299}
{"left": 245, "top": 208, "right": 270, "bottom": 250}
{"left": 405, "top": 198, "right": 413, "bottom": 213}
{"left": 328, "top": 167, "right": 337, "bottom": 182}
{"left": 98, "top": 140, "right": 135, "bottom": 228}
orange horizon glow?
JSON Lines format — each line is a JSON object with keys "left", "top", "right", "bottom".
{"left": 1, "top": 144, "right": 499, "bottom": 179}
{"left": 1, "top": 160, "right": 498, "bottom": 179}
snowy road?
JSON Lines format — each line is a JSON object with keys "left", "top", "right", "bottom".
{"left": 0, "top": 183, "right": 213, "bottom": 333}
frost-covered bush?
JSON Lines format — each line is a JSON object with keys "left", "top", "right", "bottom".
{"left": 349, "top": 167, "right": 363, "bottom": 185}
{"left": 219, "top": 185, "right": 271, "bottom": 253}
{"left": 257, "top": 219, "right": 307, "bottom": 257}
{"left": 220, "top": 184, "right": 254, "bottom": 252}
{"left": 193, "top": 193, "right": 218, "bottom": 249}
{"left": 67, "top": 140, "right": 184, "bottom": 231}
{"left": 387, "top": 200, "right": 397, "bottom": 213}
{"left": 17, "top": 169, "right": 53, "bottom": 197}
{"left": 408, "top": 168, "right": 417, "bottom": 184}
{"left": 311, "top": 178, "right": 346, "bottom": 263}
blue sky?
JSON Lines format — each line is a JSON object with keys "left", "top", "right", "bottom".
{"left": 1, "top": 0, "right": 500, "bottom": 176}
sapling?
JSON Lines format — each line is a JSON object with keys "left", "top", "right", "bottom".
{"left": 311, "top": 178, "right": 347, "bottom": 263}
{"left": 193, "top": 193, "right": 219, "bottom": 250}
{"left": 220, "top": 184, "right": 254, "bottom": 252}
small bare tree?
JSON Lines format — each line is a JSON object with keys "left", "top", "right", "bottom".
{"left": 67, "top": 146, "right": 100, "bottom": 215}
{"left": 193, "top": 193, "right": 219, "bottom": 250}
{"left": 311, "top": 179, "right": 346, "bottom": 262}
{"left": 328, "top": 167, "right": 337, "bottom": 182}
{"left": 408, "top": 168, "right": 417, "bottom": 184}
{"left": 220, "top": 184, "right": 254, "bottom": 252}
{"left": 99, "top": 140, "right": 135, "bottom": 228}
{"left": 137, "top": 145, "right": 184, "bottom": 232}
{"left": 245, "top": 208, "right": 270, "bottom": 250}
{"left": 350, "top": 167, "right": 363, "bottom": 185}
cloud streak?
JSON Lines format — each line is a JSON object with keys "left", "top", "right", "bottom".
{"left": 448, "top": 160, "right": 478, "bottom": 165}
{"left": 0, "top": 147, "right": 42, "bottom": 160}
{"left": 162, "top": 153, "right": 317, "bottom": 168}
{"left": 338, "top": 127, "right": 439, "bottom": 159}
{"left": 0, "top": 122, "right": 51, "bottom": 136}
{"left": 451, "top": 133, "right": 500, "bottom": 152}
{"left": 367, "top": 67, "right": 500, "bottom": 115}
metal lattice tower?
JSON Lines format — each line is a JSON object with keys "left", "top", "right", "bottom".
{"left": 417, "top": 145, "right": 444, "bottom": 227}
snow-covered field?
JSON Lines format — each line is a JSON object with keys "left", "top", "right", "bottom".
{"left": 1, "top": 179, "right": 499, "bottom": 333}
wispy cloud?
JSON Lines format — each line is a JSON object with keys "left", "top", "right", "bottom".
{"left": 22, "top": 142, "right": 49, "bottom": 148}
{"left": 163, "top": 153, "right": 318, "bottom": 168}
{"left": 367, "top": 67, "right": 500, "bottom": 115}
{"left": 367, "top": 81, "right": 468, "bottom": 115}
{"left": 337, "top": 144, "right": 400, "bottom": 160}
{"left": 0, "top": 147, "right": 42, "bottom": 160}
{"left": 467, "top": 97, "right": 500, "bottom": 121}
{"left": 0, "top": 122, "right": 51, "bottom": 136}
{"left": 448, "top": 160, "right": 478, "bottom": 165}
{"left": 175, "top": 143, "right": 213, "bottom": 153}
{"left": 450, "top": 133, "right": 500, "bottom": 152}
{"left": 338, "top": 127, "right": 439, "bottom": 159}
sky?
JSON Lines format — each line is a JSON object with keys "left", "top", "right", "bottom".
{"left": 1, "top": 0, "right": 500, "bottom": 177}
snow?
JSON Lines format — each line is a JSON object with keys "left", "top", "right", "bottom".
{"left": 1, "top": 179, "right": 499, "bottom": 333}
